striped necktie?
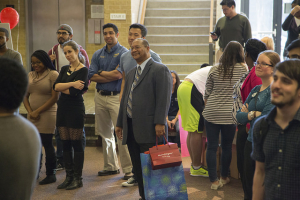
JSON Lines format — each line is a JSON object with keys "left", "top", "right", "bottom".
{"left": 127, "top": 66, "right": 141, "bottom": 118}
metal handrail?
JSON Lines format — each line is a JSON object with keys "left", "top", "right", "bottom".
{"left": 208, "top": 0, "right": 215, "bottom": 65}
{"left": 138, "top": 0, "right": 148, "bottom": 24}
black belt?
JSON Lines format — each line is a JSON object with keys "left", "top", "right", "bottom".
{"left": 97, "top": 89, "right": 120, "bottom": 96}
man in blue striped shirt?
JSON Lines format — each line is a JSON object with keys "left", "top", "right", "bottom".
{"left": 89, "top": 23, "right": 133, "bottom": 179}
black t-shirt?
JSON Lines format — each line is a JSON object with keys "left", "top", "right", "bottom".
{"left": 168, "top": 92, "right": 179, "bottom": 116}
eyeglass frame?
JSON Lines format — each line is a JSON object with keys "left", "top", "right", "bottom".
{"left": 254, "top": 62, "right": 273, "bottom": 67}
{"left": 56, "top": 31, "right": 69, "bottom": 36}
{"left": 31, "top": 61, "right": 42, "bottom": 66}
{"left": 287, "top": 55, "right": 300, "bottom": 59}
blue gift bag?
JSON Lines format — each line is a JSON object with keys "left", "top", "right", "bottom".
{"left": 140, "top": 153, "right": 188, "bottom": 200}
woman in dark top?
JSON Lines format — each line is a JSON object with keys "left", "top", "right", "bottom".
{"left": 53, "top": 40, "right": 88, "bottom": 190}
{"left": 282, "top": 1, "right": 300, "bottom": 57}
{"left": 166, "top": 70, "right": 181, "bottom": 147}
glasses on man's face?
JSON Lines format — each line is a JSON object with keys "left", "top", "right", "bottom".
{"left": 56, "top": 31, "right": 69, "bottom": 36}
{"left": 31, "top": 61, "right": 42, "bottom": 66}
{"left": 287, "top": 55, "right": 300, "bottom": 59}
{"left": 254, "top": 62, "right": 273, "bottom": 67}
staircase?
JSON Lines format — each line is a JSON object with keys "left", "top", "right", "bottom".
{"left": 144, "top": 0, "right": 216, "bottom": 79}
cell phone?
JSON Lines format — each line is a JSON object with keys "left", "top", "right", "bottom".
{"left": 210, "top": 32, "right": 216, "bottom": 36}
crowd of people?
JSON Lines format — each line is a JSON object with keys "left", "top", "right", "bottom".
{"left": 1, "top": 0, "right": 300, "bottom": 199}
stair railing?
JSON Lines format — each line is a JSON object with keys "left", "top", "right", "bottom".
{"left": 138, "top": 0, "right": 148, "bottom": 24}
{"left": 209, "top": 0, "right": 215, "bottom": 65}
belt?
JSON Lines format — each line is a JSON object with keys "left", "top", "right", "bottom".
{"left": 97, "top": 89, "right": 120, "bottom": 96}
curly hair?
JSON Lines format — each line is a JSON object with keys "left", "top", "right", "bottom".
{"left": 245, "top": 38, "right": 267, "bottom": 62}
{"left": 219, "top": 41, "right": 244, "bottom": 82}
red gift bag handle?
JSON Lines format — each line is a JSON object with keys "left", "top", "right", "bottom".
{"left": 155, "top": 135, "right": 170, "bottom": 150}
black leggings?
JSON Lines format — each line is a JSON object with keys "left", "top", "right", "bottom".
{"left": 40, "top": 133, "right": 56, "bottom": 173}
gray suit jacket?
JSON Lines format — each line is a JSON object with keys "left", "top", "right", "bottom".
{"left": 117, "top": 58, "right": 172, "bottom": 145}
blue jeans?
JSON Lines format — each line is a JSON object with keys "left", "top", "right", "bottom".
{"left": 204, "top": 120, "right": 236, "bottom": 182}
{"left": 55, "top": 127, "right": 86, "bottom": 158}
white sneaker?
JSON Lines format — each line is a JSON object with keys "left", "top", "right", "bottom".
{"left": 122, "top": 177, "right": 138, "bottom": 187}
{"left": 211, "top": 180, "right": 223, "bottom": 190}
{"left": 220, "top": 177, "right": 230, "bottom": 185}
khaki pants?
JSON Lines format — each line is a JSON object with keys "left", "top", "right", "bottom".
{"left": 94, "top": 91, "right": 132, "bottom": 173}
{"left": 215, "top": 48, "right": 224, "bottom": 64}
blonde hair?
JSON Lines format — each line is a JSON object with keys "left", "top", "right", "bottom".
{"left": 261, "top": 36, "right": 274, "bottom": 51}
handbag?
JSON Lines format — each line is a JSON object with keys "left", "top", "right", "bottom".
{"left": 149, "top": 136, "right": 182, "bottom": 170}
{"left": 140, "top": 153, "right": 188, "bottom": 200}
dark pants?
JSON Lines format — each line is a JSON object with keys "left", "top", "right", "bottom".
{"left": 236, "top": 125, "right": 249, "bottom": 199}
{"left": 126, "top": 117, "right": 153, "bottom": 200}
{"left": 55, "top": 127, "right": 86, "bottom": 159}
{"left": 243, "top": 140, "right": 255, "bottom": 200}
{"left": 40, "top": 133, "right": 56, "bottom": 175}
{"left": 204, "top": 120, "right": 236, "bottom": 182}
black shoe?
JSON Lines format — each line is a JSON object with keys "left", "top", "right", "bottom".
{"left": 57, "top": 176, "right": 73, "bottom": 189}
{"left": 65, "top": 177, "right": 83, "bottom": 190}
{"left": 98, "top": 169, "right": 120, "bottom": 176}
{"left": 39, "top": 175, "right": 56, "bottom": 185}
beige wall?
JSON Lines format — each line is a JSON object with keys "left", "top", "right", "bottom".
{"left": 1, "top": 0, "right": 134, "bottom": 70}
{"left": 0, "top": 0, "right": 27, "bottom": 68}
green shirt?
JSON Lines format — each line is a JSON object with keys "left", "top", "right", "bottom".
{"left": 213, "top": 14, "right": 252, "bottom": 49}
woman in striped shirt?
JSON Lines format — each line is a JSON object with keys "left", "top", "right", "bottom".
{"left": 203, "top": 41, "right": 248, "bottom": 190}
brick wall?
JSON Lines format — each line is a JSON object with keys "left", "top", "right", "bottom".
{"left": 0, "top": 0, "right": 27, "bottom": 68}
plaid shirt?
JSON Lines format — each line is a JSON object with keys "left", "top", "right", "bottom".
{"left": 252, "top": 107, "right": 300, "bottom": 200}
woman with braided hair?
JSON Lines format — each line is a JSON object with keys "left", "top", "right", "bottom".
{"left": 232, "top": 38, "right": 267, "bottom": 200}
{"left": 23, "top": 50, "right": 59, "bottom": 185}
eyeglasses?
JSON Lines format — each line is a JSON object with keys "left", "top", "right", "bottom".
{"left": 287, "top": 55, "right": 300, "bottom": 59}
{"left": 31, "top": 61, "right": 42, "bottom": 66}
{"left": 254, "top": 62, "right": 273, "bottom": 67}
{"left": 56, "top": 31, "right": 69, "bottom": 36}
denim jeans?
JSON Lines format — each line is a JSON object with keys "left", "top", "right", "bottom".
{"left": 55, "top": 127, "right": 86, "bottom": 158}
{"left": 204, "top": 119, "right": 236, "bottom": 182}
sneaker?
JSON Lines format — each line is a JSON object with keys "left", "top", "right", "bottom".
{"left": 211, "top": 180, "right": 223, "bottom": 190}
{"left": 220, "top": 177, "right": 230, "bottom": 185}
{"left": 56, "top": 163, "right": 64, "bottom": 171}
{"left": 122, "top": 177, "right": 138, "bottom": 187}
{"left": 190, "top": 166, "right": 209, "bottom": 177}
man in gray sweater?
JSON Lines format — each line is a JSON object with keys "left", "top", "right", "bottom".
{"left": 0, "top": 28, "right": 23, "bottom": 64}
{"left": 0, "top": 58, "right": 41, "bottom": 200}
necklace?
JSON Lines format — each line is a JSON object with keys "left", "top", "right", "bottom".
{"left": 67, "top": 62, "right": 80, "bottom": 75}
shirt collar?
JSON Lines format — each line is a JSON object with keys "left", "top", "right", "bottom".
{"left": 266, "top": 106, "right": 300, "bottom": 123}
{"left": 137, "top": 57, "right": 151, "bottom": 73}
{"left": 104, "top": 42, "right": 120, "bottom": 53}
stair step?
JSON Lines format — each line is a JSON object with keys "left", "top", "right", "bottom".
{"left": 160, "top": 54, "right": 208, "bottom": 63}
{"left": 147, "top": 0, "right": 211, "bottom": 8}
{"left": 144, "top": 17, "right": 210, "bottom": 26}
{"left": 146, "top": 35, "right": 209, "bottom": 44}
{"left": 165, "top": 64, "right": 203, "bottom": 73}
{"left": 147, "top": 25, "right": 210, "bottom": 35}
{"left": 146, "top": 8, "right": 213, "bottom": 17}
{"left": 151, "top": 44, "right": 209, "bottom": 54}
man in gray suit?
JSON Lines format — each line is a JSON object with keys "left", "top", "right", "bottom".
{"left": 116, "top": 38, "right": 172, "bottom": 200}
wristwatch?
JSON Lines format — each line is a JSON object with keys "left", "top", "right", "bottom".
{"left": 97, "top": 69, "right": 103, "bottom": 75}
{"left": 249, "top": 111, "right": 255, "bottom": 120}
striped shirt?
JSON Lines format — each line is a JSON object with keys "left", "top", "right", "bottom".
{"left": 203, "top": 63, "right": 248, "bottom": 124}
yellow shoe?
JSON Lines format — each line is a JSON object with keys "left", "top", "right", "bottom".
{"left": 190, "top": 166, "right": 209, "bottom": 177}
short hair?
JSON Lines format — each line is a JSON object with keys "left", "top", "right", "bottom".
{"left": 133, "top": 38, "right": 150, "bottom": 48}
{"left": 245, "top": 38, "right": 267, "bottom": 62}
{"left": 0, "top": 58, "right": 28, "bottom": 111}
{"left": 286, "top": 39, "right": 300, "bottom": 52}
{"left": 63, "top": 40, "right": 85, "bottom": 64}
{"left": 258, "top": 50, "right": 281, "bottom": 67}
{"left": 0, "top": 27, "right": 9, "bottom": 38}
{"left": 200, "top": 63, "right": 210, "bottom": 68}
{"left": 129, "top": 23, "right": 148, "bottom": 37}
{"left": 103, "top": 23, "right": 118, "bottom": 34}
{"left": 220, "top": 0, "right": 236, "bottom": 7}
{"left": 274, "top": 59, "right": 300, "bottom": 89}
